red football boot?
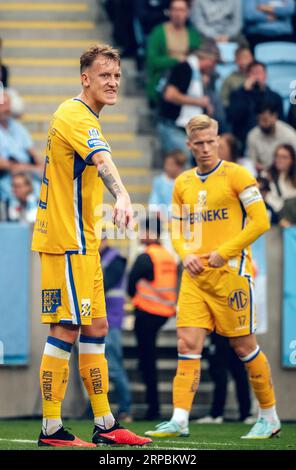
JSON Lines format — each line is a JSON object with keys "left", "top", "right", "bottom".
{"left": 38, "top": 427, "right": 96, "bottom": 447}
{"left": 92, "top": 421, "right": 152, "bottom": 446}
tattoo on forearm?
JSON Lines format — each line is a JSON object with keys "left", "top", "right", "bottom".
{"left": 98, "top": 163, "right": 122, "bottom": 199}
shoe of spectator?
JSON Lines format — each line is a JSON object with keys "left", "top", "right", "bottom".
{"left": 117, "top": 412, "right": 133, "bottom": 424}
{"left": 194, "top": 415, "right": 224, "bottom": 424}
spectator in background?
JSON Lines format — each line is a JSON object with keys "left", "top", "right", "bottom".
{"left": 99, "top": 233, "right": 133, "bottom": 423}
{"left": 157, "top": 41, "right": 225, "bottom": 157}
{"left": 247, "top": 102, "right": 296, "bottom": 173}
{"left": 219, "top": 133, "right": 256, "bottom": 175}
{"left": 3, "top": 172, "right": 38, "bottom": 223}
{"left": 228, "top": 61, "right": 283, "bottom": 150}
{"left": 128, "top": 217, "right": 177, "bottom": 420}
{"left": 0, "top": 37, "right": 9, "bottom": 88}
{"left": 243, "top": 0, "right": 295, "bottom": 52}
{"left": 265, "top": 144, "right": 296, "bottom": 213}
{"left": 257, "top": 176, "right": 279, "bottom": 225}
{"left": 146, "top": 0, "right": 200, "bottom": 107}
{"left": 133, "top": 0, "right": 171, "bottom": 70}
{"left": 0, "top": 91, "right": 42, "bottom": 200}
{"left": 190, "top": 0, "right": 244, "bottom": 44}
{"left": 149, "top": 150, "right": 187, "bottom": 218}
{"left": 102, "top": 1, "right": 137, "bottom": 58}
{"left": 220, "top": 46, "right": 253, "bottom": 110}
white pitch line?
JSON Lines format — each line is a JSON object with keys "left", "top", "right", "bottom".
{"left": 0, "top": 438, "right": 37, "bottom": 444}
{"left": 161, "top": 440, "right": 242, "bottom": 447}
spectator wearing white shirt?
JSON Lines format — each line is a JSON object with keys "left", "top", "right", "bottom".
{"left": 246, "top": 102, "right": 296, "bottom": 173}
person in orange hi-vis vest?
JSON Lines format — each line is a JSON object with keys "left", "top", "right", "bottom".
{"left": 128, "top": 216, "right": 178, "bottom": 420}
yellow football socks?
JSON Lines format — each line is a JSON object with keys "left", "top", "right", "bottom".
{"left": 241, "top": 347, "right": 276, "bottom": 409}
{"left": 79, "top": 335, "right": 111, "bottom": 419}
{"left": 40, "top": 336, "right": 72, "bottom": 422}
{"left": 173, "top": 355, "right": 201, "bottom": 412}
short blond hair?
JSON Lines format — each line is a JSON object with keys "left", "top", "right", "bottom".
{"left": 186, "top": 115, "right": 218, "bottom": 138}
{"left": 80, "top": 44, "right": 120, "bottom": 73}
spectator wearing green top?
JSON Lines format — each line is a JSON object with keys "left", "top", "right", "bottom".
{"left": 220, "top": 46, "right": 253, "bottom": 110}
{"left": 146, "top": 0, "right": 200, "bottom": 107}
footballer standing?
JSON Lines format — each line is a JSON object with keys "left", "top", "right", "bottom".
{"left": 32, "top": 44, "right": 151, "bottom": 447}
{"left": 146, "top": 115, "right": 281, "bottom": 440}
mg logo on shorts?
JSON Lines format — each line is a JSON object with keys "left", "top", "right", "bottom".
{"left": 81, "top": 298, "right": 91, "bottom": 317}
{"left": 228, "top": 289, "right": 248, "bottom": 311}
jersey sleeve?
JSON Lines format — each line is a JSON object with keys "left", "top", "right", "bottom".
{"left": 231, "top": 165, "right": 257, "bottom": 195}
{"left": 232, "top": 165, "right": 264, "bottom": 210}
{"left": 217, "top": 165, "right": 269, "bottom": 260}
{"left": 56, "top": 113, "right": 111, "bottom": 164}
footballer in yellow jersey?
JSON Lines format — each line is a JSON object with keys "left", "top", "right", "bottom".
{"left": 146, "top": 115, "right": 280, "bottom": 441}
{"left": 32, "top": 97, "right": 111, "bottom": 256}
{"left": 33, "top": 44, "right": 151, "bottom": 448}
{"left": 172, "top": 160, "right": 260, "bottom": 336}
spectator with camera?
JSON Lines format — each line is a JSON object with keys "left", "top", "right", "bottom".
{"left": 228, "top": 61, "right": 283, "bottom": 150}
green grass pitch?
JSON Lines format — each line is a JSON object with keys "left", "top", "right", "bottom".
{"left": 0, "top": 420, "right": 295, "bottom": 450}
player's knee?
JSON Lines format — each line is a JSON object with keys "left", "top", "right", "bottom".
{"left": 50, "top": 324, "right": 79, "bottom": 344}
{"left": 230, "top": 342, "right": 255, "bottom": 359}
{"left": 177, "top": 336, "right": 200, "bottom": 355}
{"left": 81, "top": 318, "right": 109, "bottom": 338}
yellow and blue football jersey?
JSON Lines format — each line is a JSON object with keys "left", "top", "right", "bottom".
{"left": 171, "top": 160, "right": 266, "bottom": 276}
{"left": 32, "top": 98, "right": 111, "bottom": 255}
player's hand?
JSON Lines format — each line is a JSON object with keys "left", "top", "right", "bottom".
{"left": 201, "top": 251, "right": 226, "bottom": 268}
{"left": 112, "top": 194, "right": 134, "bottom": 231}
{"left": 183, "top": 254, "right": 205, "bottom": 277}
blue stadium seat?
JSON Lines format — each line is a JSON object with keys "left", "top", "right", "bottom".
{"left": 267, "top": 76, "right": 292, "bottom": 97}
{"left": 267, "top": 75, "right": 294, "bottom": 114}
{"left": 255, "top": 42, "right": 296, "bottom": 64}
{"left": 217, "top": 42, "right": 238, "bottom": 63}
{"left": 266, "top": 63, "right": 296, "bottom": 83}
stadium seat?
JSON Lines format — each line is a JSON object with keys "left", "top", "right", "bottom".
{"left": 255, "top": 42, "right": 296, "bottom": 64}
{"left": 217, "top": 42, "right": 238, "bottom": 63}
{"left": 266, "top": 63, "right": 296, "bottom": 83}
{"left": 266, "top": 71, "right": 295, "bottom": 114}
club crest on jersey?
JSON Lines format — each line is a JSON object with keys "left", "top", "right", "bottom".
{"left": 197, "top": 190, "right": 207, "bottom": 208}
{"left": 88, "top": 128, "right": 100, "bottom": 138}
{"left": 42, "top": 289, "right": 61, "bottom": 314}
{"left": 228, "top": 289, "right": 248, "bottom": 311}
{"left": 81, "top": 298, "right": 91, "bottom": 317}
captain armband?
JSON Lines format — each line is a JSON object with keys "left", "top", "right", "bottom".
{"left": 239, "top": 185, "right": 263, "bottom": 208}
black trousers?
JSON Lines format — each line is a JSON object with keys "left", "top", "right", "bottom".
{"left": 134, "top": 308, "right": 168, "bottom": 418}
{"left": 208, "top": 332, "right": 251, "bottom": 421}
